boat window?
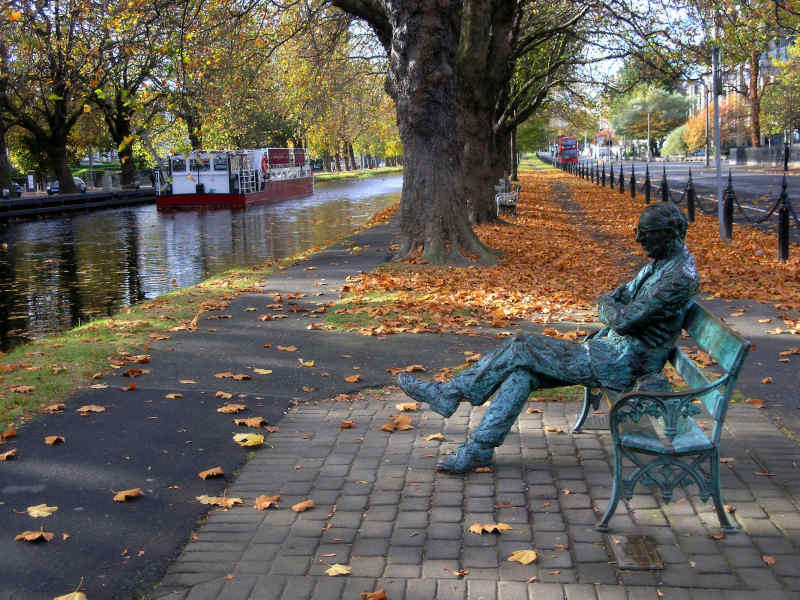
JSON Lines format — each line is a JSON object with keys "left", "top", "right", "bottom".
{"left": 171, "top": 157, "right": 186, "bottom": 172}
{"left": 230, "top": 155, "right": 250, "bottom": 170}
{"left": 213, "top": 155, "right": 228, "bottom": 171}
{"left": 190, "top": 157, "right": 211, "bottom": 171}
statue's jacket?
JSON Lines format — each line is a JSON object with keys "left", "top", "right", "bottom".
{"left": 589, "top": 244, "right": 700, "bottom": 390}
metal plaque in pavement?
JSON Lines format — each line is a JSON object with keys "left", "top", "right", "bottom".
{"left": 606, "top": 534, "right": 664, "bottom": 570}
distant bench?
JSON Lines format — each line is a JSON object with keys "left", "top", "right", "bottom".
{"left": 495, "top": 182, "right": 521, "bottom": 216}
{"left": 572, "top": 300, "right": 751, "bottom": 534}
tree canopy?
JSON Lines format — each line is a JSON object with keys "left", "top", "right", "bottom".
{"left": 0, "top": 0, "right": 401, "bottom": 189}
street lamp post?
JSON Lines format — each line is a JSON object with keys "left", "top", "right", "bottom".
{"left": 713, "top": 44, "right": 727, "bottom": 238}
{"left": 704, "top": 82, "right": 710, "bottom": 168}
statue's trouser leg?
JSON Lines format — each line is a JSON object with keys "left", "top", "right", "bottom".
{"left": 446, "top": 334, "right": 571, "bottom": 406}
{"left": 469, "top": 368, "right": 537, "bottom": 447}
{"left": 444, "top": 335, "right": 530, "bottom": 405}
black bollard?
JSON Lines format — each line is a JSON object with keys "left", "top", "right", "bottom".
{"left": 591, "top": 162, "right": 595, "bottom": 184}
{"left": 644, "top": 164, "right": 651, "bottom": 204}
{"left": 778, "top": 175, "right": 790, "bottom": 261}
{"left": 609, "top": 163, "right": 614, "bottom": 187}
{"left": 784, "top": 144, "right": 790, "bottom": 173}
{"left": 686, "top": 168, "right": 696, "bottom": 222}
{"left": 619, "top": 163, "right": 625, "bottom": 194}
{"left": 630, "top": 164, "right": 636, "bottom": 199}
{"left": 602, "top": 163, "right": 606, "bottom": 187}
{"left": 722, "top": 170, "right": 735, "bottom": 239}
{"left": 661, "top": 167, "right": 669, "bottom": 202}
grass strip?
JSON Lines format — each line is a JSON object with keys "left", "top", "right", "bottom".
{"left": 314, "top": 166, "right": 403, "bottom": 183}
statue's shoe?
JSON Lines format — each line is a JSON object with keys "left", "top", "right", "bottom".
{"left": 396, "top": 373, "right": 460, "bottom": 418}
{"left": 435, "top": 441, "right": 494, "bottom": 474}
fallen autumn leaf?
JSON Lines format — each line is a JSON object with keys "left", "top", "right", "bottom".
{"left": 113, "top": 488, "right": 143, "bottom": 502}
{"left": 196, "top": 495, "right": 243, "bottom": 508}
{"left": 233, "top": 433, "right": 264, "bottom": 447}
{"left": 291, "top": 499, "right": 315, "bottom": 512}
{"left": 198, "top": 466, "right": 224, "bottom": 480}
{"left": 324, "top": 563, "right": 351, "bottom": 576}
{"left": 254, "top": 495, "right": 280, "bottom": 510}
{"left": 26, "top": 504, "right": 58, "bottom": 518}
{"left": 507, "top": 549, "right": 538, "bottom": 565}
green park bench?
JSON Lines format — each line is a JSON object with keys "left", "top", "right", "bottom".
{"left": 572, "top": 300, "right": 751, "bottom": 534}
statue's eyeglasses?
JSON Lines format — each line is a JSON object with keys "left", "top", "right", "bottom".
{"left": 634, "top": 226, "right": 669, "bottom": 239}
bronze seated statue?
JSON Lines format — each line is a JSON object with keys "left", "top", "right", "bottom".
{"left": 398, "top": 202, "right": 699, "bottom": 473}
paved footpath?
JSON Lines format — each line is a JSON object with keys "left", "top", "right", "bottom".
{"left": 148, "top": 222, "right": 800, "bottom": 598}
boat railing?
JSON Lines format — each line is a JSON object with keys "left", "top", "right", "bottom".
{"left": 237, "top": 169, "right": 259, "bottom": 194}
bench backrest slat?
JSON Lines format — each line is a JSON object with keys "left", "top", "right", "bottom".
{"left": 683, "top": 302, "right": 749, "bottom": 373}
{"left": 670, "top": 346, "right": 725, "bottom": 419}
{"left": 675, "top": 301, "right": 751, "bottom": 443}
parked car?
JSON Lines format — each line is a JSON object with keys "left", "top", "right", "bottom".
{"left": 47, "top": 177, "right": 87, "bottom": 195}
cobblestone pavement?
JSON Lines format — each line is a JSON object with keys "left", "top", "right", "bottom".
{"left": 152, "top": 387, "right": 800, "bottom": 600}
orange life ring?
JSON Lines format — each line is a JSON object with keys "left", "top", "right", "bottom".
{"left": 261, "top": 155, "right": 268, "bottom": 173}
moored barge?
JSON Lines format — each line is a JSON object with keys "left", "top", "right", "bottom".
{"left": 156, "top": 148, "right": 314, "bottom": 209}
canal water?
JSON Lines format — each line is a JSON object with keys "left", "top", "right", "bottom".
{"left": 0, "top": 175, "right": 402, "bottom": 351}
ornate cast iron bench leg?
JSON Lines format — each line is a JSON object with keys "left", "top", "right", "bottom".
{"left": 711, "top": 447, "right": 739, "bottom": 534}
{"left": 573, "top": 387, "right": 603, "bottom": 433}
{"left": 596, "top": 444, "right": 623, "bottom": 532}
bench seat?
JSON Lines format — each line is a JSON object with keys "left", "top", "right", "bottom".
{"left": 620, "top": 416, "right": 713, "bottom": 455}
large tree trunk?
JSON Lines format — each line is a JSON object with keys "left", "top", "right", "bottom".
{"left": 510, "top": 125, "right": 518, "bottom": 181}
{"left": 348, "top": 142, "right": 357, "bottom": 170}
{"left": 748, "top": 51, "right": 762, "bottom": 147}
{"left": 0, "top": 121, "right": 12, "bottom": 193}
{"left": 113, "top": 113, "right": 137, "bottom": 186}
{"left": 331, "top": 0, "right": 512, "bottom": 262}
{"left": 184, "top": 113, "right": 203, "bottom": 150}
{"left": 455, "top": 0, "right": 515, "bottom": 225}
{"left": 388, "top": 1, "right": 496, "bottom": 262}
{"left": 49, "top": 141, "right": 75, "bottom": 194}
{"left": 459, "top": 106, "right": 496, "bottom": 224}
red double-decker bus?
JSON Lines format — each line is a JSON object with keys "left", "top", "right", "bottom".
{"left": 556, "top": 136, "right": 579, "bottom": 165}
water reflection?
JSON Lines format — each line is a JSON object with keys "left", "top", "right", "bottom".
{"left": 0, "top": 175, "right": 402, "bottom": 350}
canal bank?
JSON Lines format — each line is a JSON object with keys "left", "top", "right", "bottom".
{"left": 0, "top": 189, "right": 155, "bottom": 220}
{"left": 0, "top": 174, "right": 403, "bottom": 352}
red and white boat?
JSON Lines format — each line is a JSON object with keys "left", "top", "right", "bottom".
{"left": 156, "top": 148, "right": 314, "bottom": 209}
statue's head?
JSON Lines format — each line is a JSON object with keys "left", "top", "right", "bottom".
{"left": 635, "top": 202, "right": 688, "bottom": 260}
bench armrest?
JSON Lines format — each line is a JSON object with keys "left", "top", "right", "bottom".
{"left": 609, "top": 374, "right": 730, "bottom": 441}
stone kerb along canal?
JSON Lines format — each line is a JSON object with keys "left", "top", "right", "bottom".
{"left": 0, "top": 174, "right": 402, "bottom": 351}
